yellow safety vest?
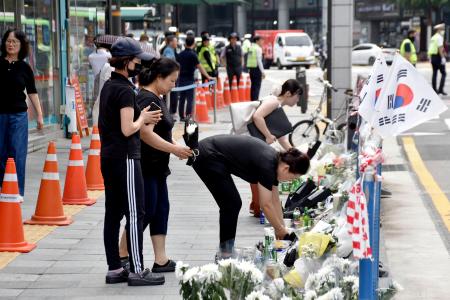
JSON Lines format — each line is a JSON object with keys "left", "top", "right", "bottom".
{"left": 246, "top": 44, "right": 258, "bottom": 68}
{"left": 198, "top": 46, "right": 216, "bottom": 73}
{"left": 428, "top": 33, "right": 441, "bottom": 56}
{"left": 400, "top": 38, "right": 417, "bottom": 64}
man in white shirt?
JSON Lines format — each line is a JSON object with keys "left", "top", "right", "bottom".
{"left": 428, "top": 23, "right": 447, "bottom": 95}
{"left": 246, "top": 35, "right": 266, "bottom": 100}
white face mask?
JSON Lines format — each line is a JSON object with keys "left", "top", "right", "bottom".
{"left": 439, "top": 30, "right": 445, "bottom": 36}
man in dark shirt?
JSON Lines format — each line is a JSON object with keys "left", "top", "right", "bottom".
{"left": 221, "top": 32, "right": 244, "bottom": 88}
{"left": 172, "top": 36, "right": 211, "bottom": 121}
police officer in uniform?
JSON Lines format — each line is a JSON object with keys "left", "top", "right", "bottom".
{"left": 221, "top": 32, "right": 244, "bottom": 89}
{"left": 246, "top": 35, "right": 265, "bottom": 101}
{"left": 400, "top": 29, "right": 417, "bottom": 66}
{"left": 198, "top": 33, "right": 217, "bottom": 81}
{"left": 428, "top": 23, "right": 447, "bottom": 95}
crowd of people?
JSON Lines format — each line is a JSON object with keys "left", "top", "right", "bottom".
{"left": 96, "top": 35, "right": 310, "bottom": 287}
{"left": 2, "top": 25, "right": 448, "bottom": 289}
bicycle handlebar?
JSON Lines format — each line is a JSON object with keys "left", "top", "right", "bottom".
{"left": 317, "top": 78, "right": 338, "bottom": 92}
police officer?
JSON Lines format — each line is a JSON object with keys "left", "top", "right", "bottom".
{"left": 221, "top": 32, "right": 244, "bottom": 89}
{"left": 400, "top": 29, "right": 417, "bottom": 66}
{"left": 198, "top": 33, "right": 218, "bottom": 81}
{"left": 242, "top": 33, "right": 252, "bottom": 72}
{"left": 428, "top": 23, "right": 447, "bottom": 95}
{"left": 246, "top": 35, "right": 265, "bottom": 101}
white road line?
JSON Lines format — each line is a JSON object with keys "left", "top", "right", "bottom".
{"left": 399, "top": 132, "right": 445, "bottom": 136}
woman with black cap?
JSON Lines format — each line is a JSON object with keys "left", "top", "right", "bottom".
{"left": 98, "top": 37, "right": 164, "bottom": 286}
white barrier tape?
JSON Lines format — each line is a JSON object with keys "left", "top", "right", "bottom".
{"left": 89, "top": 149, "right": 100, "bottom": 156}
{"left": 71, "top": 143, "right": 82, "bottom": 150}
{"left": 92, "top": 134, "right": 100, "bottom": 140}
{"left": 68, "top": 160, "right": 84, "bottom": 167}
{"left": 3, "top": 173, "right": 17, "bottom": 182}
{"left": 42, "top": 172, "right": 60, "bottom": 180}
{"left": 46, "top": 154, "right": 57, "bottom": 162}
{"left": 0, "top": 194, "right": 21, "bottom": 203}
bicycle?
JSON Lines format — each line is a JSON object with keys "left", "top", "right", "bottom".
{"left": 289, "top": 79, "right": 355, "bottom": 147}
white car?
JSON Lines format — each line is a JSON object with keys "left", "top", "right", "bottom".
{"left": 352, "top": 43, "right": 383, "bottom": 65}
{"left": 274, "top": 32, "right": 315, "bottom": 69}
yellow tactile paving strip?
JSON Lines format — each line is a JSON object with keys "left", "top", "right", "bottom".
{"left": 0, "top": 124, "right": 206, "bottom": 270}
{"left": 0, "top": 191, "right": 104, "bottom": 269}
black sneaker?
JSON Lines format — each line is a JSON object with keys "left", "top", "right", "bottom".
{"left": 152, "top": 259, "right": 176, "bottom": 273}
{"left": 106, "top": 268, "right": 129, "bottom": 284}
{"left": 128, "top": 269, "right": 165, "bottom": 286}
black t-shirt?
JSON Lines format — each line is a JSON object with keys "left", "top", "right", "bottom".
{"left": 197, "top": 135, "right": 279, "bottom": 190}
{"left": 136, "top": 89, "right": 175, "bottom": 177}
{"left": 177, "top": 48, "right": 200, "bottom": 83}
{"left": 0, "top": 57, "right": 37, "bottom": 114}
{"left": 225, "top": 44, "right": 243, "bottom": 69}
{"left": 98, "top": 72, "right": 141, "bottom": 159}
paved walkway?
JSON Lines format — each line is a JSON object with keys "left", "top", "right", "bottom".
{"left": 0, "top": 68, "right": 449, "bottom": 299}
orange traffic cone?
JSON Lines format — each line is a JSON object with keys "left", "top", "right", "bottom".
{"left": 204, "top": 84, "right": 213, "bottom": 110}
{"left": 238, "top": 75, "right": 246, "bottom": 102}
{"left": 231, "top": 76, "right": 239, "bottom": 103}
{"left": 195, "top": 87, "right": 211, "bottom": 123}
{"left": 62, "top": 134, "right": 96, "bottom": 206}
{"left": 223, "top": 77, "right": 232, "bottom": 106}
{"left": 216, "top": 77, "right": 224, "bottom": 109}
{"left": 0, "top": 158, "right": 36, "bottom": 252}
{"left": 246, "top": 75, "right": 251, "bottom": 101}
{"left": 25, "top": 142, "right": 72, "bottom": 226}
{"left": 86, "top": 126, "right": 104, "bottom": 191}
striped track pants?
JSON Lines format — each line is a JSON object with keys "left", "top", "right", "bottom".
{"left": 101, "top": 157, "right": 145, "bottom": 273}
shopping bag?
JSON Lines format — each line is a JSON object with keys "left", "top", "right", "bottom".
{"left": 229, "top": 101, "right": 261, "bottom": 134}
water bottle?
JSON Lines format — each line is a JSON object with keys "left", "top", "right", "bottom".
{"left": 259, "top": 210, "right": 265, "bottom": 224}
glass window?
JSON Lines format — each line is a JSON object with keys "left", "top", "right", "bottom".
{"left": 23, "top": 0, "right": 59, "bottom": 127}
{"left": 69, "top": 1, "right": 106, "bottom": 121}
{"left": 285, "top": 36, "right": 311, "bottom": 47}
{"left": 0, "top": 0, "right": 16, "bottom": 34}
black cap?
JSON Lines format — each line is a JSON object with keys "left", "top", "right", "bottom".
{"left": 111, "top": 37, "right": 153, "bottom": 60}
{"left": 202, "top": 34, "right": 210, "bottom": 41}
{"left": 229, "top": 32, "right": 239, "bottom": 40}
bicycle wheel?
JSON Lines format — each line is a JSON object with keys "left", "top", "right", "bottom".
{"left": 289, "top": 120, "right": 320, "bottom": 147}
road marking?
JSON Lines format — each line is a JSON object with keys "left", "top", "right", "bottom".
{"left": 445, "top": 119, "right": 450, "bottom": 130}
{"left": 402, "top": 137, "right": 450, "bottom": 232}
{"left": 0, "top": 192, "right": 102, "bottom": 269}
{"left": 399, "top": 132, "right": 445, "bottom": 136}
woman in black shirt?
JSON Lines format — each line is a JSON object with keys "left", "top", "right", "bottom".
{"left": 0, "top": 29, "right": 43, "bottom": 197}
{"left": 136, "top": 58, "right": 192, "bottom": 273}
{"left": 98, "top": 37, "right": 164, "bottom": 286}
{"left": 192, "top": 135, "right": 310, "bottom": 258}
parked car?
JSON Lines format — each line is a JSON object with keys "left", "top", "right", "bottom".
{"left": 352, "top": 43, "right": 382, "bottom": 65}
{"left": 255, "top": 30, "right": 315, "bottom": 69}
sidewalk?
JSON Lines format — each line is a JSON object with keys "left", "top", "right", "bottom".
{"left": 0, "top": 70, "right": 449, "bottom": 299}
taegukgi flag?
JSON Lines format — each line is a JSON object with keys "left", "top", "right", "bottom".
{"left": 358, "top": 54, "right": 389, "bottom": 123}
{"left": 371, "top": 54, "right": 447, "bottom": 138}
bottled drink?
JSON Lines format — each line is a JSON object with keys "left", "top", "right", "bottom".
{"left": 303, "top": 208, "right": 312, "bottom": 228}
{"left": 260, "top": 210, "right": 266, "bottom": 224}
{"left": 293, "top": 207, "right": 301, "bottom": 227}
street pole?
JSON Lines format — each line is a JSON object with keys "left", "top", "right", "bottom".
{"left": 326, "top": 0, "right": 332, "bottom": 118}
{"left": 111, "top": 0, "right": 121, "bottom": 36}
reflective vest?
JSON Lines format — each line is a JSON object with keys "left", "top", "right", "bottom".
{"left": 428, "top": 33, "right": 441, "bottom": 56}
{"left": 242, "top": 39, "right": 251, "bottom": 54}
{"left": 246, "top": 44, "right": 258, "bottom": 68}
{"left": 400, "top": 38, "right": 417, "bottom": 64}
{"left": 198, "top": 46, "right": 216, "bottom": 73}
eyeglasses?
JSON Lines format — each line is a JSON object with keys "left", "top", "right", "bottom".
{"left": 6, "top": 39, "right": 20, "bottom": 45}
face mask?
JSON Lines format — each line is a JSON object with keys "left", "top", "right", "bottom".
{"left": 409, "top": 36, "right": 415, "bottom": 43}
{"left": 439, "top": 30, "right": 445, "bottom": 36}
{"left": 127, "top": 62, "right": 142, "bottom": 78}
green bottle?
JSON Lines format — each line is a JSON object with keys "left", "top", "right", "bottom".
{"left": 303, "top": 208, "right": 312, "bottom": 228}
